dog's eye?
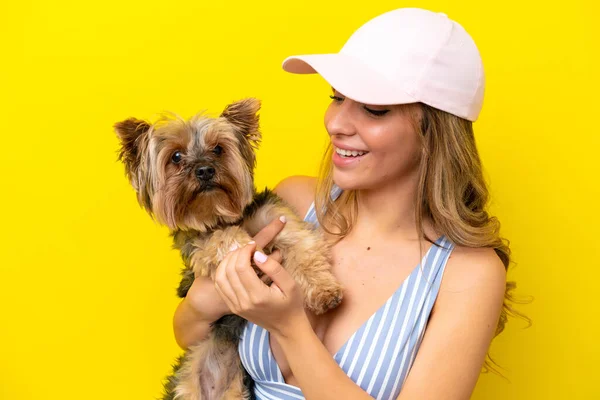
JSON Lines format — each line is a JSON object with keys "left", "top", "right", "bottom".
{"left": 171, "top": 151, "right": 182, "bottom": 164}
{"left": 213, "top": 145, "right": 223, "bottom": 156}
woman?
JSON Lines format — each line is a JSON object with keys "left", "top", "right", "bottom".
{"left": 173, "top": 8, "right": 521, "bottom": 400}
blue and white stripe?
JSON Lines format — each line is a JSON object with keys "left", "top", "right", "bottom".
{"left": 239, "top": 184, "right": 454, "bottom": 399}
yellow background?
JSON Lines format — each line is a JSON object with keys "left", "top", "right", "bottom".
{"left": 1, "top": 0, "right": 598, "bottom": 399}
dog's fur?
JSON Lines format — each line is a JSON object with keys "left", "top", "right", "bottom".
{"left": 113, "top": 98, "right": 343, "bottom": 399}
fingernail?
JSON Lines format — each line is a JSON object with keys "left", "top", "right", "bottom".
{"left": 279, "top": 215, "right": 286, "bottom": 223}
{"left": 254, "top": 251, "right": 267, "bottom": 263}
{"left": 229, "top": 243, "right": 239, "bottom": 252}
{"left": 248, "top": 240, "right": 255, "bottom": 245}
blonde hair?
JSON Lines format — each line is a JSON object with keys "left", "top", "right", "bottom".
{"left": 314, "top": 102, "right": 531, "bottom": 377}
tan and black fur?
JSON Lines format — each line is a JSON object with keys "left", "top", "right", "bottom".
{"left": 113, "top": 98, "right": 343, "bottom": 399}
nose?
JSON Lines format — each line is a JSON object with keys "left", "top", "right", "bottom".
{"left": 195, "top": 166, "right": 215, "bottom": 181}
{"left": 325, "top": 100, "right": 357, "bottom": 137}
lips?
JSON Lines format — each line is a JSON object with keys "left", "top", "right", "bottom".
{"left": 332, "top": 147, "right": 369, "bottom": 168}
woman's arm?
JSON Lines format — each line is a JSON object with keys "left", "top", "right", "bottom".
{"left": 172, "top": 277, "right": 229, "bottom": 350}
{"left": 274, "top": 317, "right": 374, "bottom": 400}
{"left": 396, "top": 247, "right": 506, "bottom": 400}
{"left": 215, "top": 243, "right": 505, "bottom": 400}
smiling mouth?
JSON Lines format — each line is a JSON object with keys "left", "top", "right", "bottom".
{"left": 334, "top": 146, "right": 369, "bottom": 158}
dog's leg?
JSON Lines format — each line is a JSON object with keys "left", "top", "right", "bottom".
{"left": 172, "top": 341, "right": 206, "bottom": 400}
{"left": 161, "top": 354, "right": 187, "bottom": 400}
{"left": 173, "top": 320, "right": 248, "bottom": 400}
{"left": 243, "top": 201, "right": 343, "bottom": 315}
{"left": 221, "top": 367, "right": 251, "bottom": 400}
{"left": 188, "top": 226, "right": 254, "bottom": 280}
{"left": 273, "top": 219, "right": 343, "bottom": 314}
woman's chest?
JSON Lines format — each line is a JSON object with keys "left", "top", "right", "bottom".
{"left": 270, "top": 242, "right": 423, "bottom": 384}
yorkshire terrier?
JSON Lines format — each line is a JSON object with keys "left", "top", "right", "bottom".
{"left": 113, "top": 98, "right": 343, "bottom": 400}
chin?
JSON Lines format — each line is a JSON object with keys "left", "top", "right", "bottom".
{"left": 332, "top": 168, "right": 365, "bottom": 191}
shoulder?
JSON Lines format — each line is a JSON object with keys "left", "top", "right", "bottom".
{"left": 433, "top": 244, "right": 506, "bottom": 315}
{"left": 273, "top": 175, "right": 317, "bottom": 218}
{"left": 397, "top": 245, "right": 507, "bottom": 399}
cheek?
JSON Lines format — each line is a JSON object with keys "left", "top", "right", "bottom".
{"left": 364, "top": 130, "right": 421, "bottom": 174}
{"left": 162, "top": 163, "right": 188, "bottom": 191}
{"left": 164, "top": 162, "right": 179, "bottom": 177}
{"left": 363, "top": 126, "right": 404, "bottom": 161}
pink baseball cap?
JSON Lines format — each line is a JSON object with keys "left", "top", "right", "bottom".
{"left": 282, "top": 8, "right": 485, "bottom": 122}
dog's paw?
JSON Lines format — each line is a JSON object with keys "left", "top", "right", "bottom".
{"left": 306, "top": 280, "right": 344, "bottom": 315}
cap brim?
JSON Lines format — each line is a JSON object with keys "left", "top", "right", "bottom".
{"left": 282, "top": 53, "right": 418, "bottom": 106}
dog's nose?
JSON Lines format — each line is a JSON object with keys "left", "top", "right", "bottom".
{"left": 195, "top": 166, "right": 215, "bottom": 181}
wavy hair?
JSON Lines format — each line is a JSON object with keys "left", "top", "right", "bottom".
{"left": 314, "top": 102, "right": 532, "bottom": 377}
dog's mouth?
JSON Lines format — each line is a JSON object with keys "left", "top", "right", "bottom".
{"left": 200, "top": 182, "right": 217, "bottom": 192}
{"left": 192, "top": 182, "right": 224, "bottom": 196}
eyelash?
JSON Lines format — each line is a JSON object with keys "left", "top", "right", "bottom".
{"left": 329, "top": 95, "right": 390, "bottom": 116}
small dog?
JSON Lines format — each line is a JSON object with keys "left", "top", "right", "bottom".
{"left": 113, "top": 98, "right": 343, "bottom": 400}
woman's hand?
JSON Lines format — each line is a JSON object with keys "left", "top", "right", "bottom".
{"left": 214, "top": 236, "right": 308, "bottom": 338}
{"left": 180, "top": 217, "right": 286, "bottom": 317}
{"left": 173, "top": 217, "right": 287, "bottom": 349}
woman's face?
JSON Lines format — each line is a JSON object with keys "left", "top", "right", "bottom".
{"left": 324, "top": 88, "right": 423, "bottom": 191}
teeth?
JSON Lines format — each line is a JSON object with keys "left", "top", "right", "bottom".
{"left": 335, "top": 147, "right": 367, "bottom": 157}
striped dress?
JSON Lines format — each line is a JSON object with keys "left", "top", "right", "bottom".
{"left": 238, "top": 185, "right": 454, "bottom": 399}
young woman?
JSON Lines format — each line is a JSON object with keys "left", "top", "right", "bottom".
{"left": 173, "top": 8, "right": 520, "bottom": 400}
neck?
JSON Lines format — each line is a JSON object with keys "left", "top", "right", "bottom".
{"left": 349, "top": 174, "right": 435, "bottom": 243}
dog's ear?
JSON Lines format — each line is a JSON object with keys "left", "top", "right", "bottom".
{"left": 113, "top": 118, "right": 151, "bottom": 167}
{"left": 113, "top": 118, "right": 152, "bottom": 194}
{"left": 220, "top": 98, "right": 261, "bottom": 146}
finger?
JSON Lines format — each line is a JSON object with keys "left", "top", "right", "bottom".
{"left": 214, "top": 247, "right": 236, "bottom": 282}
{"left": 253, "top": 250, "right": 296, "bottom": 294}
{"left": 260, "top": 273, "right": 272, "bottom": 285}
{"left": 269, "top": 249, "right": 283, "bottom": 264}
{"left": 214, "top": 249, "right": 234, "bottom": 284}
{"left": 224, "top": 246, "right": 253, "bottom": 306}
{"left": 214, "top": 282, "right": 236, "bottom": 314}
{"left": 252, "top": 215, "right": 287, "bottom": 249}
{"left": 252, "top": 249, "right": 280, "bottom": 285}
{"left": 215, "top": 249, "right": 241, "bottom": 306}
{"left": 236, "top": 242, "right": 269, "bottom": 294}
{"left": 214, "top": 277, "right": 238, "bottom": 310}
